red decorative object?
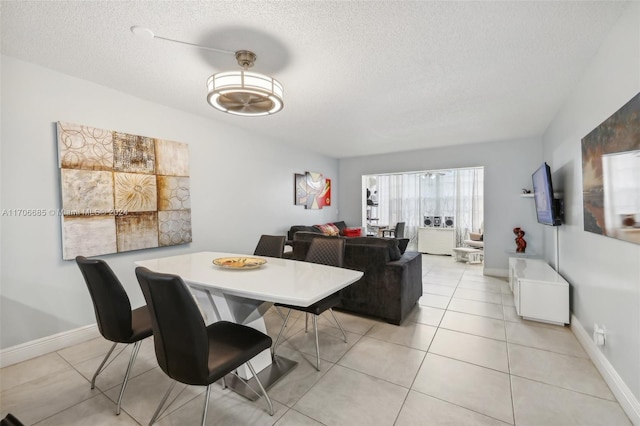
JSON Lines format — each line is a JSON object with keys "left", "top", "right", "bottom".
{"left": 343, "top": 227, "right": 362, "bottom": 237}
{"left": 513, "top": 227, "right": 527, "bottom": 253}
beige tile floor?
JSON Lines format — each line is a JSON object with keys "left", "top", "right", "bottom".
{"left": 0, "top": 255, "right": 632, "bottom": 425}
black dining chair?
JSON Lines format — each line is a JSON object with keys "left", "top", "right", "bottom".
{"left": 75, "top": 256, "right": 153, "bottom": 415}
{"left": 135, "top": 267, "right": 274, "bottom": 425}
{"left": 272, "top": 238, "right": 347, "bottom": 371}
{"left": 253, "top": 234, "right": 286, "bottom": 258}
{"left": 254, "top": 234, "right": 289, "bottom": 321}
{"left": 382, "top": 221, "right": 405, "bottom": 239}
{"left": 0, "top": 414, "right": 24, "bottom": 426}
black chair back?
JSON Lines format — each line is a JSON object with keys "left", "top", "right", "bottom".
{"left": 76, "top": 256, "right": 133, "bottom": 342}
{"left": 305, "top": 238, "right": 345, "bottom": 267}
{"left": 135, "top": 267, "right": 209, "bottom": 385}
{"left": 254, "top": 235, "right": 286, "bottom": 258}
{"left": 395, "top": 222, "right": 406, "bottom": 239}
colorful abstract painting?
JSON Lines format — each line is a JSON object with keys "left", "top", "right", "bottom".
{"left": 581, "top": 93, "right": 640, "bottom": 245}
{"left": 294, "top": 171, "right": 331, "bottom": 210}
{"left": 58, "top": 122, "right": 192, "bottom": 259}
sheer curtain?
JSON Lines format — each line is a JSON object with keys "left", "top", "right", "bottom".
{"left": 376, "top": 174, "right": 422, "bottom": 248}
{"left": 374, "top": 168, "right": 483, "bottom": 250}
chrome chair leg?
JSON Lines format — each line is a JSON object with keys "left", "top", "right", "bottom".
{"left": 116, "top": 340, "right": 142, "bottom": 415}
{"left": 246, "top": 361, "right": 274, "bottom": 416}
{"left": 149, "top": 380, "right": 176, "bottom": 425}
{"left": 91, "top": 342, "right": 117, "bottom": 389}
{"left": 312, "top": 314, "right": 320, "bottom": 371}
{"left": 275, "top": 306, "right": 286, "bottom": 322}
{"left": 329, "top": 309, "right": 348, "bottom": 343}
{"left": 201, "top": 384, "right": 211, "bottom": 426}
{"left": 272, "top": 309, "right": 292, "bottom": 357}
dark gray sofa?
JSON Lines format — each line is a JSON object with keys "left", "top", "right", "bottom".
{"left": 290, "top": 232, "right": 422, "bottom": 325}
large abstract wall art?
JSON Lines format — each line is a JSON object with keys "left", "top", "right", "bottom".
{"left": 294, "top": 172, "right": 331, "bottom": 210}
{"left": 57, "top": 122, "right": 192, "bottom": 259}
{"left": 581, "top": 93, "right": 640, "bottom": 245}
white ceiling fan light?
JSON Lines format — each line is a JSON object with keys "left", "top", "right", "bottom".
{"left": 130, "top": 26, "right": 283, "bottom": 117}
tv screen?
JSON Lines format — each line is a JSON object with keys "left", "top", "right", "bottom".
{"left": 532, "top": 163, "right": 562, "bottom": 226}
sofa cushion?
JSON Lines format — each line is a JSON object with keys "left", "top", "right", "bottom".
{"left": 288, "top": 225, "right": 321, "bottom": 240}
{"left": 346, "top": 236, "right": 401, "bottom": 261}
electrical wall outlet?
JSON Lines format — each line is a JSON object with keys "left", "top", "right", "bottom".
{"left": 593, "top": 323, "right": 606, "bottom": 346}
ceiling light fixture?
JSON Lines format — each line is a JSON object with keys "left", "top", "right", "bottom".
{"left": 206, "top": 50, "right": 284, "bottom": 117}
{"left": 130, "top": 26, "right": 283, "bottom": 117}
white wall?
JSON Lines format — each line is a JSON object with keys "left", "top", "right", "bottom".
{"left": 542, "top": 3, "right": 640, "bottom": 400}
{"left": 338, "top": 138, "right": 543, "bottom": 274}
{"left": 0, "top": 56, "right": 339, "bottom": 349}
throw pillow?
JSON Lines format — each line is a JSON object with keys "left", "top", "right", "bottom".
{"left": 332, "top": 221, "right": 347, "bottom": 235}
{"left": 397, "top": 238, "right": 409, "bottom": 254}
{"left": 315, "top": 223, "right": 340, "bottom": 236}
{"left": 469, "top": 232, "right": 482, "bottom": 241}
{"left": 343, "top": 227, "right": 362, "bottom": 237}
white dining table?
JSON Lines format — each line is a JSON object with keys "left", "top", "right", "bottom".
{"left": 135, "top": 251, "right": 363, "bottom": 399}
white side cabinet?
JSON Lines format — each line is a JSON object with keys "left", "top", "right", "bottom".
{"left": 418, "top": 227, "right": 454, "bottom": 255}
{"left": 509, "top": 257, "right": 569, "bottom": 325}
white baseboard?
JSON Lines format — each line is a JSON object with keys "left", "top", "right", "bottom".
{"left": 483, "top": 267, "right": 508, "bottom": 278}
{"left": 571, "top": 314, "right": 640, "bottom": 425}
{"left": 0, "top": 324, "right": 99, "bottom": 368}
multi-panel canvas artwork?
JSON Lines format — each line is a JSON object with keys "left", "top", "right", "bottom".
{"left": 581, "top": 93, "right": 640, "bottom": 245}
{"left": 57, "top": 122, "right": 192, "bottom": 259}
{"left": 294, "top": 171, "right": 331, "bottom": 209}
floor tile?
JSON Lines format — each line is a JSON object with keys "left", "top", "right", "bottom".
{"left": 423, "top": 283, "right": 456, "bottom": 297}
{"left": 502, "top": 292, "right": 515, "bottom": 306}
{"left": 406, "top": 305, "right": 445, "bottom": 327}
{"left": 418, "top": 293, "right": 451, "bottom": 309}
{"left": 57, "top": 336, "right": 116, "bottom": 367}
{"left": 103, "top": 367, "right": 203, "bottom": 424}
{"left": 274, "top": 409, "right": 324, "bottom": 426}
{"left": 511, "top": 376, "right": 631, "bottom": 426}
{"left": 505, "top": 322, "right": 587, "bottom": 358}
{"left": 366, "top": 320, "right": 437, "bottom": 351}
{"left": 440, "top": 310, "right": 506, "bottom": 341}
{"left": 155, "top": 383, "right": 287, "bottom": 426}
{"left": 508, "top": 343, "right": 614, "bottom": 400}
{"left": 0, "top": 352, "right": 70, "bottom": 392}
{"left": 395, "top": 390, "right": 511, "bottom": 426}
{"left": 0, "top": 367, "right": 96, "bottom": 425}
{"left": 448, "top": 297, "right": 504, "bottom": 320}
{"left": 280, "top": 322, "right": 361, "bottom": 366}
{"left": 430, "top": 328, "right": 509, "bottom": 372}
{"left": 412, "top": 354, "right": 513, "bottom": 424}
{"left": 319, "top": 309, "right": 380, "bottom": 335}
{"left": 457, "top": 279, "right": 504, "bottom": 294}
{"left": 422, "top": 275, "right": 461, "bottom": 288}
{"left": 454, "top": 288, "right": 503, "bottom": 304}
{"left": 294, "top": 365, "right": 408, "bottom": 426}
{"left": 73, "top": 338, "right": 158, "bottom": 392}
{"left": 34, "top": 394, "right": 139, "bottom": 425}
{"left": 338, "top": 336, "right": 425, "bottom": 387}
{"left": 267, "top": 346, "right": 331, "bottom": 408}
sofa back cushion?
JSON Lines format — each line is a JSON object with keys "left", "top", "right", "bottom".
{"left": 288, "top": 225, "right": 321, "bottom": 240}
{"left": 346, "top": 237, "right": 402, "bottom": 261}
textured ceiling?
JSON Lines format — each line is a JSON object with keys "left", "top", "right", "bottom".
{"left": 1, "top": 1, "right": 629, "bottom": 158}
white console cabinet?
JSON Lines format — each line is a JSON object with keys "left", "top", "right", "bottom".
{"left": 509, "top": 257, "right": 569, "bottom": 325}
{"left": 418, "top": 227, "right": 454, "bottom": 255}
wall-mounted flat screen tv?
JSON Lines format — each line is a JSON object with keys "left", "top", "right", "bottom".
{"left": 532, "top": 162, "right": 562, "bottom": 226}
